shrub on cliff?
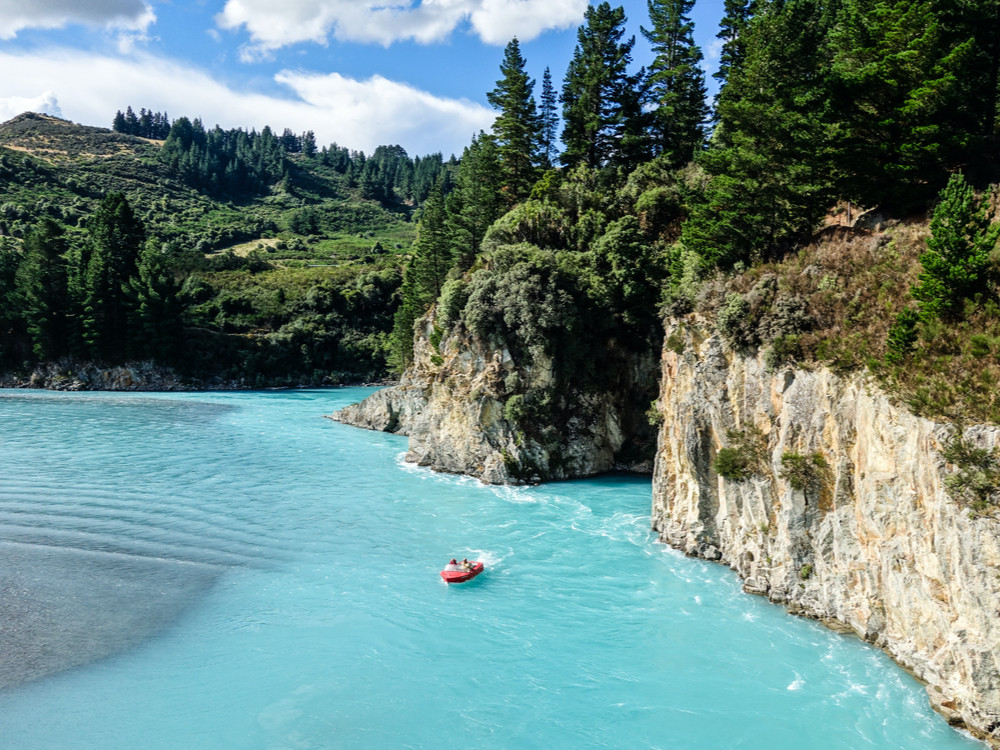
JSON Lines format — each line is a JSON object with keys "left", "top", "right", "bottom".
{"left": 436, "top": 277, "right": 469, "bottom": 331}
{"left": 941, "top": 434, "right": 1000, "bottom": 514}
{"left": 717, "top": 293, "right": 756, "bottom": 349}
{"left": 480, "top": 201, "right": 569, "bottom": 254}
{"left": 779, "top": 451, "right": 828, "bottom": 492}
{"left": 462, "top": 244, "right": 582, "bottom": 363}
{"left": 715, "top": 427, "right": 769, "bottom": 480}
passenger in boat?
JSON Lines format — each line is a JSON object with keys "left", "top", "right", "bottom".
{"left": 444, "top": 559, "right": 462, "bottom": 571}
{"left": 461, "top": 558, "right": 472, "bottom": 571}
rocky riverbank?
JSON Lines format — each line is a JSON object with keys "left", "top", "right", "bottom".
{"left": 651, "top": 316, "right": 1000, "bottom": 747}
{"left": 0, "top": 360, "right": 390, "bottom": 391}
{"left": 0, "top": 361, "right": 194, "bottom": 391}
{"left": 329, "top": 305, "right": 1000, "bottom": 745}
{"left": 331, "top": 315, "right": 658, "bottom": 483}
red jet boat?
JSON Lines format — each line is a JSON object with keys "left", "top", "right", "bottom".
{"left": 440, "top": 560, "right": 484, "bottom": 583}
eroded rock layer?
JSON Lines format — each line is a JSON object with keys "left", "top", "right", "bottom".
{"left": 332, "top": 317, "right": 658, "bottom": 484}
{"left": 652, "top": 317, "right": 1000, "bottom": 746}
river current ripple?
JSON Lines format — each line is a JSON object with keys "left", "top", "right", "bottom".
{"left": 0, "top": 389, "right": 983, "bottom": 749}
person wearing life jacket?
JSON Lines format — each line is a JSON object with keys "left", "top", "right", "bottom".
{"left": 444, "top": 558, "right": 462, "bottom": 571}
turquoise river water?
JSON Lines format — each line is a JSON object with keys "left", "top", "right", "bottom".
{"left": 0, "top": 388, "right": 984, "bottom": 749}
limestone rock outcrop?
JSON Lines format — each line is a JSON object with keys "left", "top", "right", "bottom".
{"left": 331, "top": 316, "right": 658, "bottom": 483}
{"left": 652, "top": 316, "right": 1000, "bottom": 747}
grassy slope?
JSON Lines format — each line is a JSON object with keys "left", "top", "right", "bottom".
{"left": 0, "top": 112, "right": 415, "bottom": 384}
{"left": 0, "top": 112, "right": 416, "bottom": 264}
{"left": 694, "top": 215, "right": 1000, "bottom": 424}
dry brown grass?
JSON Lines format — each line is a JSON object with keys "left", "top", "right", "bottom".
{"left": 695, "top": 216, "right": 1000, "bottom": 424}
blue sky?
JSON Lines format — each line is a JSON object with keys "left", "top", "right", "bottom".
{"left": 0, "top": 0, "right": 725, "bottom": 156}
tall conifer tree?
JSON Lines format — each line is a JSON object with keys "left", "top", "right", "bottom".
{"left": 127, "top": 241, "right": 183, "bottom": 360}
{"left": 408, "top": 181, "right": 453, "bottom": 304}
{"left": 539, "top": 68, "right": 559, "bottom": 167}
{"left": 561, "top": 3, "right": 646, "bottom": 170}
{"left": 0, "top": 240, "right": 20, "bottom": 363}
{"left": 15, "top": 219, "right": 69, "bottom": 360}
{"left": 447, "top": 132, "right": 503, "bottom": 270}
{"left": 389, "top": 180, "right": 454, "bottom": 373}
{"left": 642, "top": 0, "right": 709, "bottom": 167}
{"left": 713, "top": 0, "right": 757, "bottom": 93}
{"left": 81, "top": 192, "right": 145, "bottom": 359}
{"left": 487, "top": 38, "right": 541, "bottom": 204}
{"left": 829, "top": 0, "right": 973, "bottom": 209}
{"left": 935, "top": 0, "right": 999, "bottom": 152}
{"left": 682, "top": 0, "right": 837, "bottom": 268}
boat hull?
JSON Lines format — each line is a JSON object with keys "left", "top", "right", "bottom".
{"left": 440, "top": 562, "right": 484, "bottom": 583}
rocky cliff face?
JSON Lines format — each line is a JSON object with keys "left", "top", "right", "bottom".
{"left": 652, "top": 317, "right": 1000, "bottom": 746}
{"left": 332, "top": 316, "right": 659, "bottom": 483}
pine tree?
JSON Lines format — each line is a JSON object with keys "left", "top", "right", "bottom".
{"left": 912, "top": 173, "right": 999, "bottom": 319}
{"left": 388, "top": 181, "right": 454, "bottom": 372}
{"left": 829, "top": 0, "right": 974, "bottom": 210}
{"left": 447, "top": 132, "right": 503, "bottom": 270}
{"left": 642, "top": 0, "right": 709, "bottom": 167}
{"left": 935, "top": 0, "right": 1000, "bottom": 155}
{"left": 488, "top": 38, "right": 541, "bottom": 204}
{"left": 408, "top": 182, "right": 453, "bottom": 303}
{"left": 561, "top": 2, "right": 646, "bottom": 170}
{"left": 0, "top": 239, "right": 22, "bottom": 363}
{"left": 682, "top": 0, "right": 838, "bottom": 268}
{"left": 539, "top": 67, "right": 559, "bottom": 167}
{"left": 124, "top": 106, "right": 139, "bottom": 135}
{"left": 302, "top": 130, "right": 318, "bottom": 157}
{"left": 280, "top": 128, "right": 300, "bottom": 152}
{"left": 81, "top": 193, "right": 146, "bottom": 359}
{"left": 968, "top": 0, "right": 1000, "bottom": 144}
{"left": 138, "top": 108, "right": 152, "bottom": 138}
{"left": 126, "top": 240, "right": 182, "bottom": 360}
{"left": 713, "top": 0, "right": 758, "bottom": 94}
{"left": 15, "top": 219, "right": 70, "bottom": 360}
{"left": 388, "top": 268, "right": 421, "bottom": 375}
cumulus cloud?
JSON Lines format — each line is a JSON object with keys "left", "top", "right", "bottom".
{"left": 700, "top": 38, "right": 723, "bottom": 79}
{"left": 0, "top": 91, "right": 63, "bottom": 123}
{"left": 0, "top": 49, "right": 493, "bottom": 155}
{"left": 217, "top": 0, "right": 586, "bottom": 55}
{"left": 275, "top": 69, "right": 494, "bottom": 152}
{"left": 468, "top": 0, "right": 585, "bottom": 45}
{"left": 0, "top": 0, "right": 155, "bottom": 39}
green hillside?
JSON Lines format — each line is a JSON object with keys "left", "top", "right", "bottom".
{"left": 0, "top": 112, "right": 446, "bottom": 385}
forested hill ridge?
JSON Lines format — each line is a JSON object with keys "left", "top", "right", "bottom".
{"left": 0, "top": 111, "right": 453, "bottom": 387}
{"left": 2, "top": 0, "right": 1000, "bottom": 407}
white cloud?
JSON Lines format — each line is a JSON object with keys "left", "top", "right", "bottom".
{"left": 0, "top": 0, "right": 154, "bottom": 39}
{"left": 0, "top": 49, "right": 493, "bottom": 155}
{"left": 700, "top": 38, "right": 723, "bottom": 79}
{"left": 275, "top": 69, "right": 494, "bottom": 153}
{"left": 468, "top": 0, "right": 585, "bottom": 45}
{"left": 0, "top": 91, "right": 62, "bottom": 122}
{"left": 217, "top": 0, "right": 587, "bottom": 54}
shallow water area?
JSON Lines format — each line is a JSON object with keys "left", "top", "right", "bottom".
{"left": 0, "top": 388, "right": 984, "bottom": 749}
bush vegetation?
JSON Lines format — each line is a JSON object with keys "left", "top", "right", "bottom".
{"left": 779, "top": 452, "right": 829, "bottom": 492}
{"left": 714, "top": 427, "right": 769, "bottom": 481}
{"left": 941, "top": 433, "right": 1000, "bottom": 514}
